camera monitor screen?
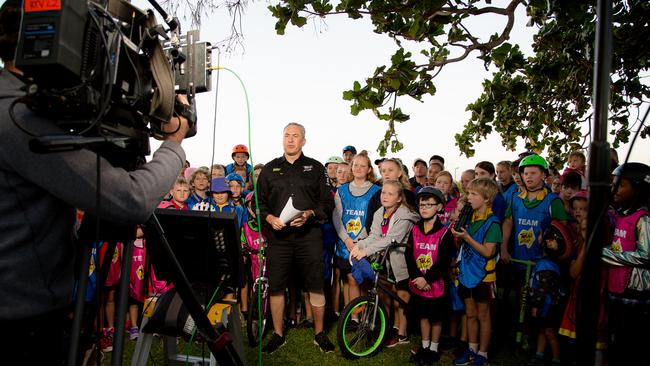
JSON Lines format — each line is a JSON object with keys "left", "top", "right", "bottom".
{"left": 144, "top": 209, "right": 241, "bottom": 288}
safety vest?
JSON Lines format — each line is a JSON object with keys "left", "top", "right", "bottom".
{"left": 608, "top": 208, "right": 649, "bottom": 293}
{"left": 458, "top": 215, "right": 500, "bottom": 289}
{"left": 243, "top": 220, "right": 266, "bottom": 251}
{"left": 335, "top": 183, "right": 380, "bottom": 259}
{"left": 440, "top": 196, "right": 458, "bottom": 225}
{"left": 530, "top": 258, "right": 561, "bottom": 317}
{"left": 408, "top": 224, "right": 448, "bottom": 298}
{"left": 511, "top": 191, "right": 556, "bottom": 262}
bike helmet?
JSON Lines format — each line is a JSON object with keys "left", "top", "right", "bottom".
{"left": 232, "top": 144, "right": 249, "bottom": 158}
{"left": 225, "top": 173, "right": 245, "bottom": 186}
{"left": 542, "top": 220, "right": 574, "bottom": 261}
{"left": 325, "top": 156, "right": 344, "bottom": 166}
{"left": 518, "top": 154, "right": 549, "bottom": 173}
{"left": 612, "top": 162, "right": 650, "bottom": 190}
{"left": 416, "top": 186, "right": 445, "bottom": 205}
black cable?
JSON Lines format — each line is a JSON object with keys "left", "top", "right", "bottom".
{"left": 8, "top": 98, "right": 37, "bottom": 136}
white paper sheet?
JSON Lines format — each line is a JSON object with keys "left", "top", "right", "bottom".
{"left": 279, "top": 196, "right": 305, "bottom": 224}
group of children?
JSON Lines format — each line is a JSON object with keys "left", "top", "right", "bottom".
{"left": 320, "top": 147, "right": 648, "bottom": 366}
{"left": 96, "top": 143, "right": 648, "bottom": 366}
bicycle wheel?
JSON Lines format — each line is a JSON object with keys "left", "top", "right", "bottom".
{"left": 337, "top": 295, "right": 387, "bottom": 359}
{"left": 247, "top": 290, "right": 268, "bottom": 347}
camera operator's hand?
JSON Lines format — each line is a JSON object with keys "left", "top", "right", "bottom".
{"left": 162, "top": 95, "right": 191, "bottom": 144}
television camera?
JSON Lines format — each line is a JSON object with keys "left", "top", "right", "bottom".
{"left": 14, "top": 0, "right": 213, "bottom": 159}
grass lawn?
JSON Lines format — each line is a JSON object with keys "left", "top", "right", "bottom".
{"left": 105, "top": 319, "right": 529, "bottom": 365}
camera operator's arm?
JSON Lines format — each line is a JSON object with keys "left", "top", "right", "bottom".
{"left": 0, "top": 82, "right": 188, "bottom": 224}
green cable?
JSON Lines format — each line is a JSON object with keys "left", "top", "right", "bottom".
{"left": 212, "top": 66, "right": 265, "bottom": 366}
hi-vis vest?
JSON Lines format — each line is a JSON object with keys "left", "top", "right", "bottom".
{"left": 608, "top": 209, "right": 649, "bottom": 293}
{"left": 458, "top": 215, "right": 500, "bottom": 289}
{"left": 512, "top": 191, "right": 556, "bottom": 262}
{"left": 336, "top": 183, "right": 380, "bottom": 259}
{"left": 408, "top": 225, "right": 448, "bottom": 298}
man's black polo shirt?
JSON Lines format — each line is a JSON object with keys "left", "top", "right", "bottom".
{"left": 257, "top": 153, "right": 334, "bottom": 228}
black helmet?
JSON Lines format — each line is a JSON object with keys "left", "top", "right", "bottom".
{"left": 416, "top": 186, "right": 445, "bottom": 205}
{"left": 612, "top": 162, "right": 650, "bottom": 190}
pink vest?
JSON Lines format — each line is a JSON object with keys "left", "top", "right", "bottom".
{"left": 243, "top": 223, "right": 267, "bottom": 251}
{"left": 607, "top": 209, "right": 648, "bottom": 293}
{"left": 440, "top": 196, "right": 458, "bottom": 225}
{"left": 130, "top": 239, "right": 146, "bottom": 302}
{"left": 243, "top": 223, "right": 267, "bottom": 280}
{"left": 408, "top": 225, "right": 448, "bottom": 298}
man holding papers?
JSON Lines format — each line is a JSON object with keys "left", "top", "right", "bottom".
{"left": 257, "top": 123, "right": 335, "bottom": 354}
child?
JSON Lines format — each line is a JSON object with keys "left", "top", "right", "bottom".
{"left": 196, "top": 177, "right": 245, "bottom": 226}
{"left": 350, "top": 179, "right": 419, "bottom": 347}
{"left": 559, "top": 172, "right": 582, "bottom": 212}
{"left": 336, "top": 161, "right": 351, "bottom": 187}
{"left": 226, "top": 173, "right": 247, "bottom": 207}
{"left": 186, "top": 168, "right": 211, "bottom": 209}
{"left": 226, "top": 144, "right": 252, "bottom": 184}
{"left": 527, "top": 227, "right": 566, "bottom": 366}
{"left": 562, "top": 151, "right": 587, "bottom": 189}
{"left": 240, "top": 191, "right": 268, "bottom": 317}
{"left": 407, "top": 187, "right": 454, "bottom": 364}
{"left": 434, "top": 171, "right": 458, "bottom": 225}
{"left": 158, "top": 177, "right": 190, "bottom": 210}
{"left": 451, "top": 177, "right": 502, "bottom": 366}
{"left": 211, "top": 163, "right": 226, "bottom": 179}
{"left": 332, "top": 153, "right": 380, "bottom": 312}
{"left": 325, "top": 156, "right": 344, "bottom": 192}
{"left": 128, "top": 227, "right": 146, "bottom": 340}
{"left": 602, "top": 162, "right": 650, "bottom": 365}
{"left": 502, "top": 154, "right": 568, "bottom": 266}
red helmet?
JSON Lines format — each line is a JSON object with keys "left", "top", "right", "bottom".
{"left": 232, "top": 144, "right": 249, "bottom": 158}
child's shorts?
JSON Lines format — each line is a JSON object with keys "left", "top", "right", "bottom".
{"left": 458, "top": 281, "right": 496, "bottom": 303}
{"left": 412, "top": 295, "right": 449, "bottom": 323}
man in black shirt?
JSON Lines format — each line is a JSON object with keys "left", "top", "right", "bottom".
{"left": 257, "top": 123, "right": 335, "bottom": 354}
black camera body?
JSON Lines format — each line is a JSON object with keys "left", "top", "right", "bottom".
{"left": 454, "top": 204, "right": 473, "bottom": 232}
{"left": 15, "top": 0, "right": 210, "bottom": 156}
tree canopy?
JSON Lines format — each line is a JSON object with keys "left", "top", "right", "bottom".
{"left": 264, "top": 0, "right": 649, "bottom": 167}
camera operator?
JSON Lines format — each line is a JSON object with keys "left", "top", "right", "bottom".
{"left": 0, "top": 0, "right": 190, "bottom": 363}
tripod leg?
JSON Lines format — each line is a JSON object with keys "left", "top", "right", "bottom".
{"left": 68, "top": 243, "right": 92, "bottom": 366}
{"left": 112, "top": 240, "right": 133, "bottom": 366}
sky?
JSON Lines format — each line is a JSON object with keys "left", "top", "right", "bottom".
{"left": 6, "top": 0, "right": 647, "bottom": 179}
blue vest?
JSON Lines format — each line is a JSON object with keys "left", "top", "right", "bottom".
{"left": 335, "top": 183, "right": 381, "bottom": 259}
{"left": 500, "top": 182, "right": 518, "bottom": 208}
{"left": 530, "top": 258, "right": 560, "bottom": 317}
{"left": 458, "top": 215, "right": 500, "bottom": 289}
{"left": 511, "top": 191, "right": 557, "bottom": 262}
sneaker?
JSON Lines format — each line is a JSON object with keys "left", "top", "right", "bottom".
{"left": 453, "top": 348, "right": 475, "bottom": 366}
{"left": 100, "top": 332, "right": 113, "bottom": 353}
{"left": 410, "top": 347, "right": 440, "bottom": 365}
{"left": 262, "top": 333, "right": 286, "bottom": 354}
{"left": 385, "top": 334, "right": 408, "bottom": 348}
{"left": 313, "top": 332, "right": 335, "bottom": 353}
{"left": 471, "top": 353, "right": 488, "bottom": 366}
{"left": 129, "top": 327, "right": 139, "bottom": 341}
{"left": 297, "top": 318, "right": 314, "bottom": 329}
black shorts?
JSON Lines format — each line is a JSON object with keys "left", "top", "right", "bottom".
{"left": 267, "top": 228, "right": 324, "bottom": 293}
{"left": 412, "top": 295, "right": 449, "bottom": 323}
{"left": 335, "top": 256, "right": 352, "bottom": 275}
{"left": 458, "top": 282, "right": 496, "bottom": 303}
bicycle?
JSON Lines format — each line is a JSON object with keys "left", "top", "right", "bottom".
{"left": 336, "top": 240, "right": 407, "bottom": 359}
{"left": 243, "top": 231, "right": 270, "bottom": 347}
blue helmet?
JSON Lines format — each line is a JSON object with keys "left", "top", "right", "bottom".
{"left": 225, "top": 173, "right": 245, "bottom": 186}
